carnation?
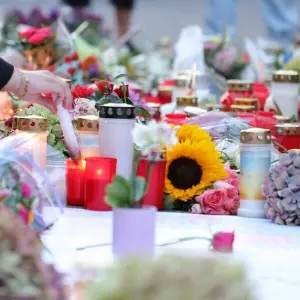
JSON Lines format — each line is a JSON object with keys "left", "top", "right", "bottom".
{"left": 70, "top": 98, "right": 98, "bottom": 120}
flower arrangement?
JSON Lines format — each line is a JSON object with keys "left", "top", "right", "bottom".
{"left": 105, "top": 121, "right": 173, "bottom": 208}
{"left": 0, "top": 205, "right": 66, "bottom": 299}
{"left": 263, "top": 149, "right": 300, "bottom": 225}
{"left": 86, "top": 253, "right": 252, "bottom": 300}
{"left": 166, "top": 124, "right": 240, "bottom": 214}
{"left": 93, "top": 76, "right": 151, "bottom": 118}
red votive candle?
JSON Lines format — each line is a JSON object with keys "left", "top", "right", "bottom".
{"left": 137, "top": 158, "right": 166, "bottom": 210}
{"left": 164, "top": 113, "right": 187, "bottom": 125}
{"left": 84, "top": 157, "right": 117, "bottom": 211}
{"left": 66, "top": 159, "right": 85, "bottom": 206}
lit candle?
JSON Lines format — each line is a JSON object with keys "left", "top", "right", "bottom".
{"left": 76, "top": 115, "right": 100, "bottom": 159}
{"left": 66, "top": 159, "right": 86, "bottom": 206}
{"left": 15, "top": 116, "right": 48, "bottom": 169}
{"left": 84, "top": 157, "right": 117, "bottom": 211}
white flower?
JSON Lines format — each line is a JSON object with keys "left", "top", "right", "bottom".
{"left": 132, "top": 120, "right": 174, "bottom": 156}
{"left": 69, "top": 98, "right": 97, "bottom": 120}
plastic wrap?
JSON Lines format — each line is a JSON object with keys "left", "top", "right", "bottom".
{"left": 0, "top": 133, "right": 64, "bottom": 231}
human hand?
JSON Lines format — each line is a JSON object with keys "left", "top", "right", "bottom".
{"left": 5, "top": 69, "right": 73, "bottom": 113}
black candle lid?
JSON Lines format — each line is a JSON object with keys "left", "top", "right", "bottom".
{"left": 99, "top": 103, "right": 136, "bottom": 119}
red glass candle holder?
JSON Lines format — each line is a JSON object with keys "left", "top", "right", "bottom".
{"left": 275, "top": 124, "right": 300, "bottom": 152}
{"left": 84, "top": 157, "right": 117, "bottom": 211}
{"left": 137, "top": 158, "right": 166, "bottom": 210}
{"left": 66, "top": 159, "right": 85, "bottom": 206}
{"left": 164, "top": 113, "right": 187, "bottom": 125}
{"left": 252, "top": 82, "right": 270, "bottom": 110}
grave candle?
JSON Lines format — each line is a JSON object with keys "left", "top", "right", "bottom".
{"left": 66, "top": 159, "right": 85, "bottom": 206}
{"left": 84, "top": 157, "right": 117, "bottom": 211}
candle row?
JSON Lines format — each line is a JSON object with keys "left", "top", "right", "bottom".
{"left": 66, "top": 157, "right": 167, "bottom": 211}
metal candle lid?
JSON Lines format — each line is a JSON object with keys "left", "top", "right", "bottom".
{"left": 77, "top": 115, "right": 99, "bottom": 132}
{"left": 17, "top": 116, "right": 48, "bottom": 132}
{"left": 231, "top": 104, "right": 256, "bottom": 112}
{"left": 99, "top": 103, "right": 136, "bottom": 119}
{"left": 227, "top": 80, "right": 252, "bottom": 91}
{"left": 174, "top": 76, "right": 189, "bottom": 88}
{"left": 240, "top": 128, "right": 272, "bottom": 144}
{"left": 184, "top": 106, "right": 205, "bottom": 117}
{"left": 235, "top": 98, "right": 259, "bottom": 110}
{"left": 272, "top": 70, "right": 300, "bottom": 83}
{"left": 275, "top": 123, "right": 300, "bottom": 136}
{"left": 177, "top": 96, "right": 198, "bottom": 107}
{"left": 206, "top": 103, "right": 225, "bottom": 111}
{"left": 147, "top": 102, "right": 161, "bottom": 112}
{"left": 158, "top": 86, "right": 172, "bottom": 96}
{"left": 274, "top": 115, "right": 290, "bottom": 123}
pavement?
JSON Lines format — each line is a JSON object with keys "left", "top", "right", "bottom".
{"left": 0, "top": 0, "right": 299, "bottom": 45}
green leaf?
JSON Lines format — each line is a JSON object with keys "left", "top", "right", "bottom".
{"left": 105, "top": 175, "right": 132, "bottom": 207}
{"left": 113, "top": 74, "right": 127, "bottom": 81}
{"left": 131, "top": 176, "right": 147, "bottom": 203}
{"left": 135, "top": 106, "right": 151, "bottom": 118}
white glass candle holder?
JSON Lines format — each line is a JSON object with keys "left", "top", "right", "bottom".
{"left": 98, "top": 103, "right": 136, "bottom": 179}
{"left": 172, "top": 75, "right": 189, "bottom": 102}
{"left": 238, "top": 128, "right": 272, "bottom": 218}
{"left": 271, "top": 70, "right": 299, "bottom": 119}
{"left": 76, "top": 116, "right": 99, "bottom": 159}
{"left": 16, "top": 116, "right": 48, "bottom": 169}
{"left": 175, "top": 96, "right": 198, "bottom": 113}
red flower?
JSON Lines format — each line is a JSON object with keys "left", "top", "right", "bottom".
{"left": 37, "top": 26, "right": 52, "bottom": 38}
{"left": 95, "top": 80, "right": 114, "bottom": 95}
{"left": 20, "top": 27, "right": 37, "bottom": 39}
{"left": 28, "top": 33, "right": 48, "bottom": 45}
{"left": 72, "top": 51, "right": 79, "bottom": 61}
{"left": 68, "top": 67, "right": 76, "bottom": 76}
{"left": 21, "top": 183, "right": 32, "bottom": 198}
{"left": 211, "top": 232, "right": 235, "bottom": 253}
{"left": 114, "top": 84, "right": 129, "bottom": 98}
{"left": 4, "top": 117, "right": 13, "bottom": 128}
{"left": 72, "top": 85, "right": 94, "bottom": 99}
{"left": 48, "top": 65, "right": 56, "bottom": 72}
{"left": 65, "top": 56, "right": 73, "bottom": 63}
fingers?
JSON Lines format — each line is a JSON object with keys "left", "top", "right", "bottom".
{"left": 26, "top": 94, "right": 57, "bottom": 113}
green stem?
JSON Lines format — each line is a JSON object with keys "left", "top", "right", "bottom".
{"left": 273, "top": 140, "right": 288, "bottom": 153}
{"left": 157, "top": 236, "right": 211, "bottom": 247}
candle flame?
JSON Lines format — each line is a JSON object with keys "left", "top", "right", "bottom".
{"left": 97, "top": 169, "right": 102, "bottom": 175}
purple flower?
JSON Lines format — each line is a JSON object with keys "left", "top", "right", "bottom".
{"left": 49, "top": 9, "right": 59, "bottom": 20}
{"left": 279, "top": 153, "right": 294, "bottom": 166}
{"left": 293, "top": 157, "right": 300, "bottom": 168}
{"left": 129, "top": 90, "right": 150, "bottom": 113}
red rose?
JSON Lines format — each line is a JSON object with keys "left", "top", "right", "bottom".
{"left": 71, "top": 86, "right": 94, "bottom": 99}
{"left": 65, "top": 56, "right": 73, "bottom": 63}
{"left": 72, "top": 52, "right": 79, "bottom": 61}
{"left": 68, "top": 67, "right": 76, "bottom": 76}
{"left": 48, "top": 65, "right": 56, "bottom": 72}
{"left": 37, "top": 26, "right": 52, "bottom": 38}
{"left": 20, "top": 27, "right": 37, "bottom": 39}
{"left": 114, "top": 84, "right": 129, "bottom": 98}
{"left": 196, "top": 189, "right": 228, "bottom": 215}
{"left": 211, "top": 232, "right": 235, "bottom": 253}
{"left": 28, "top": 33, "right": 48, "bottom": 45}
{"left": 4, "top": 117, "right": 13, "bottom": 128}
{"left": 95, "top": 80, "right": 114, "bottom": 94}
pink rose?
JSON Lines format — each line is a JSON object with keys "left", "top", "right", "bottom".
{"left": 28, "top": 33, "right": 48, "bottom": 45}
{"left": 196, "top": 189, "right": 229, "bottom": 215}
{"left": 21, "top": 183, "right": 31, "bottom": 198}
{"left": 211, "top": 232, "right": 235, "bottom": 253}
{"left": 189, "top": 203, "right": 202, "bottom": 214}
{"left": 224, "top": 195, "right": 240, "bottom": 214}
{"left": 214, "top": 181, "right": 238, "bottom": 198}
{"left": 20, "top": 27, "right": 37, "bottom": 39}
{"left": 37, "top": 26, "right": 52, "bottom": 38}
{"left": 224, "top": 162, "right": 239, "bottom": 179}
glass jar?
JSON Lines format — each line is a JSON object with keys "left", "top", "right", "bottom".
{"left": 16, "top": 116, "right": 48, "bottom": 169}
{"left": 157, "top": 86, "right": 172, "bottom": 104}
{"left": 231, "top": 105, "right": 256, "bottom": 114}
{"left": 235, "top": 98, "right": 259, "bottom": 111}
{"left": 176, "top": 96, "right": 198, "bottom": 113}
{"left": 172, "top": 76, "right": 189, "bottom": 102}
{"left": 76, "top": 116, "right": 99, "bottom": 159}
{"left": 220, "top": 80, "right": 253, "bottom": 111}
{"left": 271, "top": 70, "right": 300, "bottom": 119}
{"left": 275, "top": 123, "right": 300, "bottom": 152}
{"left": 147, "top": 103, "right": 161, "bottom": 121}
{"left": 206, "top": 103, "right": 226, "bottom": 112}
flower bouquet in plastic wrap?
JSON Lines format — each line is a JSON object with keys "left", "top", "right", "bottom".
{"left": 0, "top": 133, "right": 64, "bottom": 231}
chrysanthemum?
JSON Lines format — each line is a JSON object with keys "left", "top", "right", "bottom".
{"left": 165, "top": 139, "right": 228, "bottom": 201}
{"left": 176, "top": 124, "right": 211, "bottom": 143}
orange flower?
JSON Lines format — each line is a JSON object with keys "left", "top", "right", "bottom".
{"left": 80, "top": 55, "right": 99, "bottom": 71}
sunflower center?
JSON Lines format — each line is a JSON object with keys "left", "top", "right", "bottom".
{"left": 167, "top": 157, "right": 202, "bottom": 190}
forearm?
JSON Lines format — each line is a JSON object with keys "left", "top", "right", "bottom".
{"left": 110, "top": 0, "right": 134, "bottom": 10}
{"left": 0, "top": 58, "right": 14, "bottom": 90}
{"left": 63, "top": 0, "right": 90, "bottom": 8}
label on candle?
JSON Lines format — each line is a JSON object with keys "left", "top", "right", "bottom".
{"left": 240, "top": 149, "right": 271, "bottom": 201}
{"left": 78, "top": 136, "right": 99, "bottom": 148}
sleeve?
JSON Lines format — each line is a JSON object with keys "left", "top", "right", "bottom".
{"left": 110, "top": 0, "right": 135, "bottom": 10}
{"left": 63, "top": 0, "right": 90, "bottom": 7}
{"left": 0, "top": 58, "right": 14, "bottom": 90}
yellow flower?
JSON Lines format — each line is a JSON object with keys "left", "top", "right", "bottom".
{"left": 176, "top": 124, "right": 211, "bottom": 143}
{"left": 165, "top": 139, "right": 228, "bottom": 201}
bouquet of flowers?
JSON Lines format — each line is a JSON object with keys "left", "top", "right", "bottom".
{"left": 86, "top": 255, "right": 253, "bottom": 300}
{"left": 0, "top": 205, "right": 65, "bottom": 299}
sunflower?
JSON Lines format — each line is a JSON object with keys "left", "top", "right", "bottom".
{"left": 165, "top": 139, "right": 228, "bottom": 201}
{"left": 176, "top": 124, "right": 211, "bottom": 143}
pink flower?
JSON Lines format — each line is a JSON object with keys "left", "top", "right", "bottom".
{"left": 21, "top": 183, "right": 31, "bottom": 198}
{"left": 20, "top": 27, "right": 37, "bottom": 39}
{"left": 211, "top": 232, "right": 235, "bottom": 253}
{"left": 214, "top": 181, "right": 238, "bottom": 199}
{"left": 225, "top": 195, "right": 240, "bottom": 214}
{"left": 37, "top": 26, "right": 52, "bottom": 38}
{"left": 0, "top": 189, "right": 10, "bottom": 201}
{"left": 18, "top": 207, "right": 30, "bottom": 225}
{"left": 189, "top": 203, "right": 202, "bottom": 214}
{"left": 28, "top": 33, "right": 49, "bottom": 45}
{"left": 196, "top": 189, "right": 229, "bottom": 215}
